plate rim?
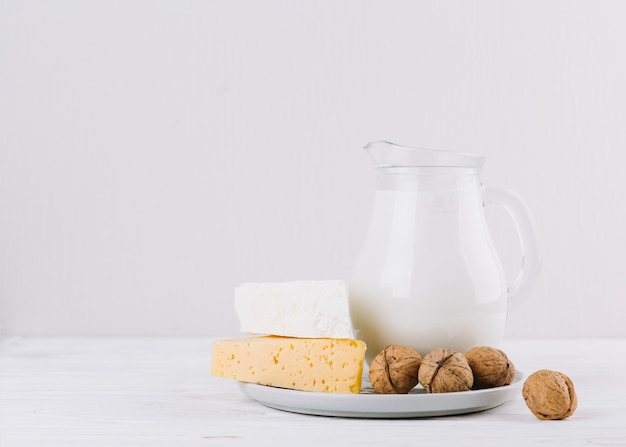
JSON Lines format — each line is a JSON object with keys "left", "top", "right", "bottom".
{"left": 238, "top": 370, "right": 525, "bottom": 418}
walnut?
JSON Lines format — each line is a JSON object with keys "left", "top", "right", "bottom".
{"left": 522, "top": 369, "right": 578, "bottom": 420}
{"left": 369, "top": 345, "right": 422, "bottom": 394}
{"left": 418, "top": 348, "right": 473, "bottom": 393}
{"left": 465, "top": 346, "right": 515, "bottom": 389}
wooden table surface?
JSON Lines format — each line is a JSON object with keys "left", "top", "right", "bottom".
{"left": 1, "top": 336, "right": 624, "bottom": 446}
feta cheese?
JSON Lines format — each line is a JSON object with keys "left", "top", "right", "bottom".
{"left": 234, "top": 280, "right": 354, "bottom": 339}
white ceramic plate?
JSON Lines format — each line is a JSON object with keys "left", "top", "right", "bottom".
{"left": 239, "top": 371, "right": 524, "bottom": 418}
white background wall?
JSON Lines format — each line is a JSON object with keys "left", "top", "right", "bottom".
{"left": 1, "top": 1, "right": 625, "bottom": 338}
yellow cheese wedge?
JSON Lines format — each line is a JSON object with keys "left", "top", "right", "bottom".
{"left": 211, "top": 336, "right": 366, "bottom": 394}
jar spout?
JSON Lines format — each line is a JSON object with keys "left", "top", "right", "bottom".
{"left": 364, "top": 140, "right": 485, "bottom": 170}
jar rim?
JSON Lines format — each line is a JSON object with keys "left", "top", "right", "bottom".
{"left": 364, "top": 140, "right": 486, "bottom": 170}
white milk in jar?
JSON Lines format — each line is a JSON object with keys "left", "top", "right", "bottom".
{"left": 349, "top": 186, "right": 508, "bottom": 362}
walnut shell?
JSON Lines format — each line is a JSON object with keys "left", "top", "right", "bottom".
{"left": 369, "top": 345, "right": 422, "bottom": 394}
{"left": 465, "top": 346, "right": 515, "bottom": 389}
{"left": 522, "top": 369, "right": 577, "bottom": 420}
{"left": 418, "top": 348, "right": 473, "bottom": 393}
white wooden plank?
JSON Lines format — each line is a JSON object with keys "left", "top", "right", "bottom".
{"left": 1, "top": 337, "right": 624, "bottom": 446}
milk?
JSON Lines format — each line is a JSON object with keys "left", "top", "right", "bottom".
{"left": 350, "top": 187, "right": 508, "bottom": 362}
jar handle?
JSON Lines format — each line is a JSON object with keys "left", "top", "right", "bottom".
{"left": 484, "top": 188, "right": 541, "bottom": 309}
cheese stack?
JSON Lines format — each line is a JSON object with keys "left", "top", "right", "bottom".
{"left": 210, "top": 280, "right": 366, "bottom": 394}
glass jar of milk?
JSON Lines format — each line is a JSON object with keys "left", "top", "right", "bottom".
{"left": 350, "top": 141, "right": 540, "bottom": 363}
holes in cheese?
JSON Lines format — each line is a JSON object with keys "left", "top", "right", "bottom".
{"left": 211, "top": 336, "right": 366, "bottom": 394}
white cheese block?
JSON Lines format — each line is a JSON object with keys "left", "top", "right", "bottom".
{"left": 234, "top": 280, "right": 354, "bottom": 338}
